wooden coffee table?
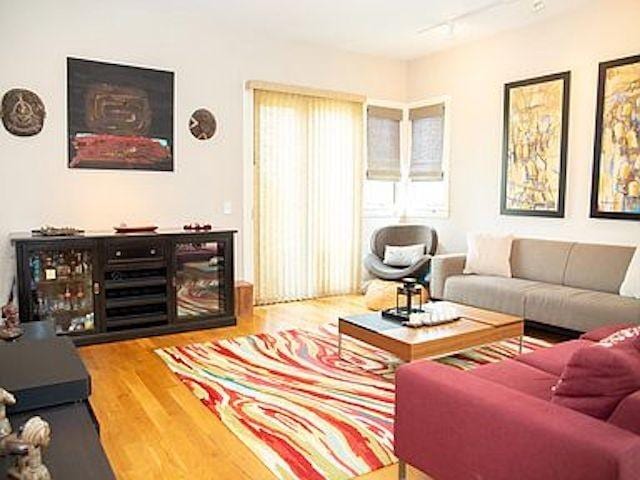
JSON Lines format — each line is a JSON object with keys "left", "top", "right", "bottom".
{"left": 338, "top": 301, "right": 524, "bottom": 363}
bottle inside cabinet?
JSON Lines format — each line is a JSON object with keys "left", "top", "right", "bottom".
{"left": 175, "top": 241, "right": 226, "bottom": 319}
{"left": 28, "top": 248, "right": 95, "bottom": 334}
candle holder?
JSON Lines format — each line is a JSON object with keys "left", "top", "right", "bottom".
{"left": 381, "top": 277, "right": 425, "bottom": 322}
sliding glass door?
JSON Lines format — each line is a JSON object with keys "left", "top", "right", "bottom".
{"left": 253, "top": 89, "right": 364, "bottom": 304}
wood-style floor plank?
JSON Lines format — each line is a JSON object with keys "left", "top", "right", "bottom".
{"left": 80, "top": 295, "right": 431, "bottom": 480}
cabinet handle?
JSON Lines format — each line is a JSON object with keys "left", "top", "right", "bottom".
{"left": 115, "top": 250, "right": 122, "bottom": 257}
{"left": 93, "top": 282, "right": 101, "bottom": 295}
{"left": 150, "top": 248, "right": 157, "bottom": 255}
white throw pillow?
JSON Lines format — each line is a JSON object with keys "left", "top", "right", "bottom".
{"left": 464, "top": 232, "right": 514, "bottom": 278}
{"left": 620, "top": 247, "right": 640, "bottom": 299}
{"left": 383, "top": 244, "right": 426, "bottom": 267}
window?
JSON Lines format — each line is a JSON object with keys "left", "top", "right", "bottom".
{"left": 409, "top": 104, "right": 445, "bottom": 181}
{"left": 406, "top": 99, "right": 449, "bottom": 217}
{"left": 364, "top": 98, "right": 450, "bottom": 218}
{"left": 364, "top": 105, "right": 402, "bottom": 214}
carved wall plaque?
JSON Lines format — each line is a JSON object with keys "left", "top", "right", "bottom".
{"left": 189, "top": 108, "right": 217, "bottom": 140}
{"left": 1, "top": 89, "right": 46, "bottom": 136}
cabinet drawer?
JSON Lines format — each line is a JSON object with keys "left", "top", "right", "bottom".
{"left": 106, "top": 241, "right": 165, "bottom": 263}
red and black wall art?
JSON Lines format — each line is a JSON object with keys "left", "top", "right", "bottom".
{"left": 67, "top": 58, "right": 174, "bottom": 171}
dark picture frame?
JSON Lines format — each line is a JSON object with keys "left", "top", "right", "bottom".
{"left": 501, "top": 71, "right": 570, "bottom": 217}
{"left": 590, "top": 54, "right": 640, "bottom": 221}
{"left": 67, "top": 57, "right": 174, "bottom": 171}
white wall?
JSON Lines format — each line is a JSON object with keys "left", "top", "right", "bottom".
{"left": 407, "top": 0, "right": 640, "bottom": 253}
{"left": 2, "top": 0, "right": 639, "bottom": 301}
{"left": 0, "top": 0, "right": 406, "bottom": 298}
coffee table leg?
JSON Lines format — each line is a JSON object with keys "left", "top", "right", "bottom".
{"left": 519, "top": 335, "right": 524, "bottom": 354}
{"left": 398, "top": 460, "right": 407, "bottom": 480}
{"left": 338, "top": 332, "right": 343, "bottom": 359}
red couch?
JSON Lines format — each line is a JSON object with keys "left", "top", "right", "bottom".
{"left": 394, "top": 325, "right": 640, "bottom": 480}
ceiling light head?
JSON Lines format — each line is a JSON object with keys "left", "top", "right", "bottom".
{"left": 532, "top": 0, "right": 546, "bottom": 12}
{"left": 441, "top": 20, "right": 456, "bottom": 37}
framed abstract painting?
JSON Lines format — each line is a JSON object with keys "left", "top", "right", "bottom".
{"left": 67, "top": 58, "right": 174, "bottom": 171}
{"left": 591, "top": 54, "right": 640, "bottom": 221}
{"left": 501, "top": 71, "right": 570, "bottom": 217}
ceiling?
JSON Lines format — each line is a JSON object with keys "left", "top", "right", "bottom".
{"left": 183, "top": 0, "right": 593, "bottom": 59}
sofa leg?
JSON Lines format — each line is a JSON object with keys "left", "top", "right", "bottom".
{"left": 398, "top": 460, "right": 407, "bottom": 480}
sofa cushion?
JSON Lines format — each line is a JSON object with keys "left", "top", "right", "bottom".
{"left": 510, "top": 238, "right": 573, "bottom": 285}
{"left": 563, "top": 243, "right": 635, "bottom": 294}
{"left": 551, "top": 342, "right": 640, "bottom": 420}
{"left": 515, "top": 339, "right": 591, "bottom": 376}
{"left": 609, "top": 391, "right": 640, "bottom": 435}
{"left": 524, "top": 284, "right": 640, "bottom": 332}
{"left": 444, "top": 275, "right": 543, "bottom": 316}
{"left": 471, "top": 359, "right": 559, "bottom": 401}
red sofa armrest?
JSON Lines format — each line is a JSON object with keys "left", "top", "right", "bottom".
{"left": 395, "top": 361, "right": 640, "bottom": 480}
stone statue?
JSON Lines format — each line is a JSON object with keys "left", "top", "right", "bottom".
{"left": 8, "top": 416, "right": 52, "bottom": 480}
{"left": 1, "top": 278, "right": 23, "bottom": 341}
{"left": 0, "top": 389, "right": 30, "bottom": 469}
{"left": 0, "top": 388, "right": 16, "bottom": 437}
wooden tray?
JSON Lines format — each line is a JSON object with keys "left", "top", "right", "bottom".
{"left": 113, "top": 225, "right": 158, "bottom": 234}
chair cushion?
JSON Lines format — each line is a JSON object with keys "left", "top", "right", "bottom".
{"left": 471, "top": 359, "right": 559, "bottom": 401}
{"left": 383, "top": 244, "right": 425, "bottom": 267}
{"left": 371, "top": 224, "right": 437, "bottom": 259}
{"left": 551, "top": 341, "right": 640, "bottom": 420}
{"left": 364, "top": 253, "right": 432, "bottom": 281}
{"left": 563, "top": 243, "right": 635, "bottom": 294}
{"left": 443, "top": 275, "right": 543, "bottom": 316}
{"left": 515, "top": 339, "right": 592, "bottom": 376}
{"left": 524, "top": 284, "right": 640, "bottom": 332}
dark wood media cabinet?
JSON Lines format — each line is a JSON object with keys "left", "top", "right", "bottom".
{"left": 12, "top": 229, "right": 236, "bottom": 345}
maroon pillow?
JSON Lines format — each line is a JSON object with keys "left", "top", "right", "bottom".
{"left": 551, "top": 337, "right": 640, "bottom": 420}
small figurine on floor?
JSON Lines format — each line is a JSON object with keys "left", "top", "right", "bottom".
{"left": 1, "top": 279, "right": 23, "bottom": 341}
{"left": 8, "top": 416, "right": 51, "bottom": 480}
{"left": 0, "top": 387, "right": 16, "bottom": 437}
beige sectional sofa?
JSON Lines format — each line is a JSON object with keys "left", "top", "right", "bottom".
{"left": 430, "top": 238, "right": 640, "bottom": 332}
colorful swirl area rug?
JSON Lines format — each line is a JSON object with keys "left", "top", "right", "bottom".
{"left": 155, "top": 325, "right": 549, "bottom": 480}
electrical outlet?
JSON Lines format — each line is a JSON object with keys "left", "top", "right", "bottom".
{"left": 223, "top": 201, "right": 232, "bottom": 215}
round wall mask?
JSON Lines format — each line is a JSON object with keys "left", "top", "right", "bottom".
{"left": 189, "top": 108, "right": 217, "bottom": 140}
{"left": 1, "top": 89, "right": 46, "bottom": 136}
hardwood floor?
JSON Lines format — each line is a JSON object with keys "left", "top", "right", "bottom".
{"left": 80, "top": 295, "right": 432, "bottom": 480}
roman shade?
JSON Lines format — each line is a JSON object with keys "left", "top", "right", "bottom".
{"left": 366, "top": 105, "right": 402, "bottom": 181}
{"left": 409, "top": 103, "right": 445, "bottom": 181}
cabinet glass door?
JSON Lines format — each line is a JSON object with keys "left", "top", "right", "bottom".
{"left": 27, "top": 247, "right": 96, "bottom": 334}
{"left": 175, "top": 240, "right": 226, "bottom": 320}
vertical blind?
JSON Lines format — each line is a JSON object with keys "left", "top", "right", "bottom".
{"left": 254, "top": 89, "right": 364, "bottom": 305}
{"left": 409, "top": 103, "right": 445, "bottom": 181}
{"left": 366, "top": 106, "right": 402, "bottom": 181}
